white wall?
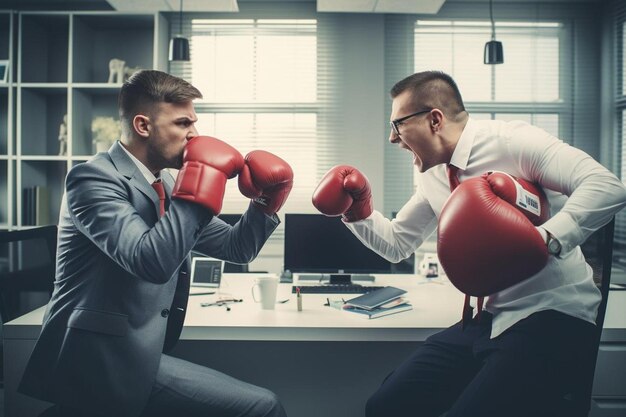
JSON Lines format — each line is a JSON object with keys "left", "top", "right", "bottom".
{"left": 335, "top": 14, "right": 386, "bottom": 210}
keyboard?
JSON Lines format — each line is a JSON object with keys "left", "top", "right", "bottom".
{"left": 292, "top": 285, "right": 384, "bottom": 294}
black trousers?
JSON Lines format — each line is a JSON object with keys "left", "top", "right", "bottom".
{"left": 366, "top": 310, "right": 596, "bottom": 417}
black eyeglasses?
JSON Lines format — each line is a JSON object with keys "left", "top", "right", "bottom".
{"left": 390, "top": 109, "right": 432, "bottom": 136}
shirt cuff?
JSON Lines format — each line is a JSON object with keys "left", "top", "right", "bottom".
{"left": 539, "top": 211, "right": 582, "bottom": 255}
{"left": 535, "top": 226, "right": 548, "bottom": 244}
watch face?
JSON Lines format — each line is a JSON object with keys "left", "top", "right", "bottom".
{"left": 548, "top": 238, "right": 561, "bottom": 254}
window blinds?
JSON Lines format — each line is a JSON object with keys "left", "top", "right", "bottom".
{"left": 412, "top": 19, "right": 564, "bottom": 138}
{"left": 169, "top": 14, "right": 344, "bottom": 217}
{"left": 384, "top": 9, "right": 599, "bottom": 220}
{"left": 613, "top": 0, "right": 626, "bottom": 251}
{"left": 168, "top": 8, "right": 348, "bottom": 264}
{"left": 384, "top": 17, "right": 567, "bottom": 215}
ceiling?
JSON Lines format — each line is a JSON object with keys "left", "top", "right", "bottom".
{"left": 0, "top": 0, "right": 605, "bottom": 12}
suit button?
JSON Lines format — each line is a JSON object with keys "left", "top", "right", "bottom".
{"left": 161, "top": 309, "right": 170, "bottom": 318}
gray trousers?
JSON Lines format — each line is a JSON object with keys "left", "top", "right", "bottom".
{"left": 50, "top": 354, "right": 286, "bottom": 417}
{"left": 139, "top": 354, "right": 287, "bottom": 417}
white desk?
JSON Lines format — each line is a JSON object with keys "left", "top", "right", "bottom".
{"left": 4, "top": 274, "right": 626, "bottom": 417}
{"left": 182, "top": 274, "right": 465, "bottom": 341}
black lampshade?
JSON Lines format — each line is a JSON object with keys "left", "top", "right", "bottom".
{"left": 169, "top": 36, "right": 190, "bottom": 61}
{"left": 484, "top": 40, "right": 504, "bottom": 65}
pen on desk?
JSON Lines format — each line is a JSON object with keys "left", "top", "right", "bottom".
{"left": 200, "top": 298, "right": 243, "bottom": 308}
{"left": 296, "top": 286, "right": 302, "bottom": 311}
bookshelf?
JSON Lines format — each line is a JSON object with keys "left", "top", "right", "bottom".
{"left": 0, "top": 10, "right": 15, "bottom": 229}
{"left": 0, "top": 11, "right": 169, "bottom": 229}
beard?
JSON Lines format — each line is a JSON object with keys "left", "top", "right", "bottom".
{"left": 173, "top": 151, "right": 184, "bottom": 169}
{"left": 146, "top": 139, "right": 184, "bottom": 171}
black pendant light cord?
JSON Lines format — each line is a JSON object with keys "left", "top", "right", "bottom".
{"left": 489, "top": 0, "right": 496, "bottom": 41}
{"left": 484, "top": 0, "right": 503, "bottom": 64}
{"left": 169, "top": 0, "right": 190, "bottom": 60}
{"left": 179, "top": 0, "right": 184, "bottom": 36}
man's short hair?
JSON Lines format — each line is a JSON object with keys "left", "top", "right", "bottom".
{"left": 390, "top": 71, "right": 466, "bottom": 122}
{"left": 118, "top": 70, "right": 202, "bottom": 130}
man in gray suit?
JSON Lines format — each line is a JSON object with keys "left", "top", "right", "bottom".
{"left": 19, "top": 70, "right": 294, "bottom": 417}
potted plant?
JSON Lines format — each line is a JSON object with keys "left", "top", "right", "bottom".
{"left": 92, "top": 117, "right": 121, "bottom": 153}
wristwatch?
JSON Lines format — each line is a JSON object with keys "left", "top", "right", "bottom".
{"left": 546, "top": 231, "right": 562, "bottom": 256}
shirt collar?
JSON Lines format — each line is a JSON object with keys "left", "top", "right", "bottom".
{"left": 448, "top": 117, "right": 476, "bottom": 171}
{"left": 118, "top": 141, "right": 160, "bottom": 184}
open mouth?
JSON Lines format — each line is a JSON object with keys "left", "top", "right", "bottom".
{"left": 400, "top": 145, "right": 417, "bottom": 164}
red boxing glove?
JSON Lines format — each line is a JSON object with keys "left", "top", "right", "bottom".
{"left": 483, "top": 171, "right": 549, "bottom": 225}
{"left": 172, "top": 136, "right": 244, "bottom": 215}
{"left": 238, "top": 150, "right": 294, "bottom": 215}
{"left": 437, "top": 172, "right": 549, "bottom": 296}
{"left": 312, "top": 165, "right": 373, "bottom": 222}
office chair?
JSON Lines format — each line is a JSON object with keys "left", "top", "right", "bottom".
{"left": 557, "top": 217, "right": 615, "bottom": 416}
{"left": 0, "top": 225, "right": 57, "bottom": 323}
{"left": 0, "top": 225, "right": 57, "bottom": 389}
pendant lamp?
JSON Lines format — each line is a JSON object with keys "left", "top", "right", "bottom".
{"left": 484, "top": 0, "right": 504, "bottom": 65}
{"left": 169, "top": 0, "right": 190, "bottom": 61}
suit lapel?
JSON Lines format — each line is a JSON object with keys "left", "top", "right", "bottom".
{"left": 109, "top": 141, "right": 161, "bottom": 216}
{"left": 162, "top": 170, "right": 175, "bottom": 196}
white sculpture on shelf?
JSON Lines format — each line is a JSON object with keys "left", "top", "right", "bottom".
{"left": 58, "top": 114, "right": 68, "bottom": 156}
{"left": 107, "top": 58, "right": 141, "bottom": 84}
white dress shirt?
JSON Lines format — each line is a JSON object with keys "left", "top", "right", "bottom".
{"left": 347, "top": 118, "right": 626, "bottom": 338}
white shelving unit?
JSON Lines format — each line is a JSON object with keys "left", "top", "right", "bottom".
{"left": 0, "top": 11, "right": 169, "bottom": 229}
{"left": 0, "top": 11, "right": 15, "bottom": 229}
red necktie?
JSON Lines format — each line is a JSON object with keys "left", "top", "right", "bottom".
{"left": 446, "top": 165, "right": 483, "bottom": 328}
{"left": 446, "top": 164, "right": 460, "bottom": 191}
{"left": 152, "top": 180, "right": 166, "bottom": 217}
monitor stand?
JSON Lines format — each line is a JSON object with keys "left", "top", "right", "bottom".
{"left": 329, "top": 273, "right": 376, "bottom": 284}
{"left": 329, "top": 273, "right": 352, "bottom": 285}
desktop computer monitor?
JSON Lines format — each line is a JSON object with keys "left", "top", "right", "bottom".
{"left": 284, "top": 213, "right": 414, "bottom": 274}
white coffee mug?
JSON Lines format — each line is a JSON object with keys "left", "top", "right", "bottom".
{"left": 251, "top": 276, "right": 279, "bottom": 310}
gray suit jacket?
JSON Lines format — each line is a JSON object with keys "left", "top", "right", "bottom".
{"left": 18, "top": 142, "right": 278, "bottom": 416}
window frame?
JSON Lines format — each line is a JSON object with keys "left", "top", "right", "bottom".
{"left": 413, "top": 18, "right": 571, "bottom": 138}
{"left": 169, "top": 16, "right": 323, "bottom": 216}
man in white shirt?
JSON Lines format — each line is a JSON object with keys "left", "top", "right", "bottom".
{"left": 312, "top": 71, "right": 626, "bottom": 417}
